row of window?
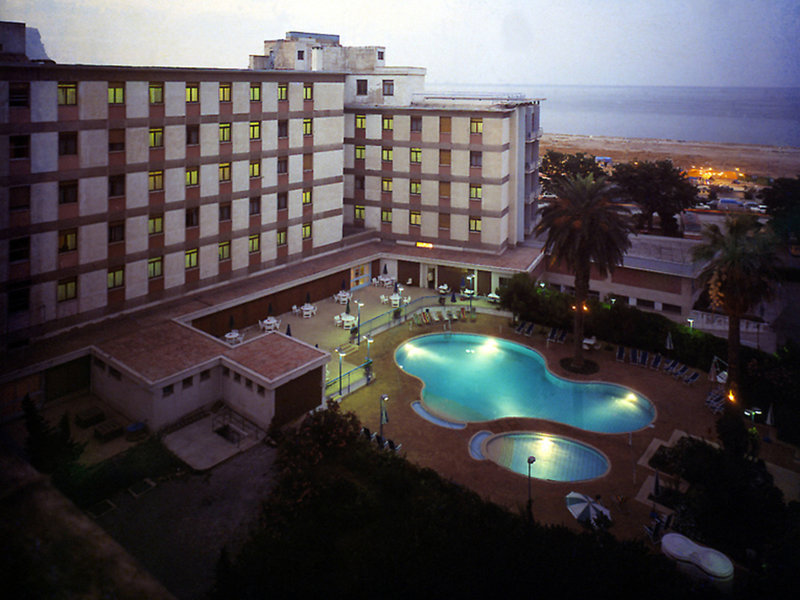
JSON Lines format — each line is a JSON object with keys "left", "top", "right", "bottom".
{"left": 355, "top": 78, "right": 394, "bottom": 97}
{"left": 356, "top": 145, "right": 482, "bottom": 168}
{"left": 353, "top": 207, "right": 482, "bottom": 232}
{"left": 369, "top": 177, "right": 483, "bottom": 198}
{"left": 354, "top": 114, "right": 482, "bottom": 135}
{"left": 7, "top": 81, "right": 314, "bottom": 108}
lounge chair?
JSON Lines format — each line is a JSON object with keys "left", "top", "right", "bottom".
{"left": 557, "top": 329, "right": 567, "bottom": 343}
{"left": 524, "top": 322, "right": 535, "bottom": 336}
{"left": 386, "top": 439, "right": 402, "bottom": 452}
{"left": 547, "top": 327, "right": 558, "bottom": 343}
{"left": 374, "top": 435, "right": 387, "bottom": 449}
{"left": 362, "top": 426, "right": 372, "bottom": 439}
{"left": 650, "top": 353, "right": 662, "bottom": 370}
{"left": 629, "top": 348, "right": 639, "bottom": 364}
{"left": 291, "top": 304, "right": 300, "bottom": 315}
{"left": 705, "top": 388, "right": 724, "bottom": 406}
{"left": 431, "top": 310, "right": 441, "bottom": 322}
{"left": 515, "top": 321, "right": 527, "bottom": 334}
{"left": 683, "top": 371, "right": 700, "bottom": 386}
{"left": 450, "top": 309, "right": 459, "bottom": 321}
{"left": 639, "top": 350, "right": 650, "bottom": 367}
{"left": 644, "top": 522, "right": 663, "bottom": 544}
{"left": 372, "top": 277, "right": 379, "bottom": 286}
{"left": 380, "top": 294, "right": 388, "bottom": 304}
{"left": 662, "top": 359, "right": 679, "bottom": 374}
{"left": 460, "top": 307, "right": 467, "bottom": 320}
{"left": 616, "top": 346, "right": 626, "bottom": 362}
{"left": 672, "top": 364, "right": 689, "bottom": 379}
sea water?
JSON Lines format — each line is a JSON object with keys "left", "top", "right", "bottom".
{"left": 427, "top": 83, "right": 800, "bottom": 147}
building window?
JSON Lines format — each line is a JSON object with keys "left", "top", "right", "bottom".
{"left": 250, "top": 121, "right": 261, "bottom": 140}
{"left": 469, "top": 216, "right": 482, "bottom": 232}
{"left": 200, "top": 369, "right": 211, "bottom": 381}
{"left": 149, "top": 128, "right": 163, "bottom": 148}
{"left": 162, "top": 384, "right": 173, "bottom": 397}
{"left": 297, "top": 50, "right": 305, "bottom": 60}
{"left": 440, "top": 117, "right": 451, "bottom": 134}
{"left": 410, "top": 116, "right": 422, "bottom": 132}
{"left": 219, "top": 203, "right": 232, "bottom": 221}
{"left": 439, "top": 212, "right": 450, "bottom": 230}
{"left": 108, "top": 83, "right": 124, "bottom": 104}
{"left": 250, "top": 84, "right": 261, "bottom": 101}
{"left": 278, "top": 120, "right": 288, "bottom": 138}
{"left": 277, "top": 192, "right": 288, "bottom": 210}
{"left": 108, "top": 221, "right": 125, "bottom": 243}
{"left": 257, "top": 384, "right": 265, "bottom": 396}
{"left": 303, "top": 153, "right": 313, "bottom": 172}
{"left": 381, "top": 209, "right": 392, "bottom": 224}
{"left": 183, "top": 83, "right": 199, "bottom": 102}
{"left": 57, "top": 82, "right": 77, "bottom": 105}
{"left": 354, "top": 145, "right": 365, "bottom": 160}
{"left": 249, "top": 196, "right": 261, "bottom": 215}
{"left": 469, "top": 184, "right": 482, "bottom": 200}
{"left": 410, "top": 147, "right": 421, "bottom": 163}
{"left": 58, "top": 132, "right": 78, "bottom": 156}
{"left": 439, "top": 181, "right": 450, "bottom": 198}
{"left": 219, "top": 123, "right": 231, "bottom": 142}
{"left": 277, "top": 83, "right": 288, "bottom": 101}
{"left": 354, "top": 205, "right": 365, "bottom": 220}
{"left": 219, "top": 83, "right": 231, "bottom": 102}
{"left": 382, "top": 80, "right": 394, "bottom": 96}
{"left": 382, "top": 115, "right": 393, "bottom": 130}
{"left": 107, "top": 268, "right": 124, "bottom": 289}
{"left": 59, "top": 181, "right": 78, "bottom": 204}
{"left": 355, "top": 175, "right": 365, "bottom": 190}
{"left": 185, "top": 207, "right": 198, "bottom": 227}
{"left": 249, "top": 160, "right": 261, "bottom": 178}
{"left": 219, "top": 163, "right": 231, "bottom": 182}
{"left": 148, "top": 257, "right": 163, "bottom": 279}
{"left": 58, "top": 229, "right": 77, "bottom": 253}
{"left": 302, "top": 118, "right": 313, "bottom": 136}
{"left": 9, "top": 82, "right": 29, "bottom": 107}
{"left": 9, "top": 135, "right": 29, "bottom": 159}
{"left": 470, "top": 118, "right": 483, "bottom": 134}
{"left": 185, "top": 248, "right": 198, "bottom": 269}
{"left": 470, "top": 151, "right": 482, "bottom": 168}
{"left": 186, "top": 167, "right": 199, "bottom": 186}
{"left": 381, "top": 178, "right": 393, "bottom": 192}
{"left": 9, "top": 186, "right": 30, "bottom": 211}
{"left": 218, "top": 241, "right": 231, "bottom": 261}
{"left": 410, "top": 180, "right": 421, "bottom": 195}
{"left": 109, "top": 175, "right": 125, "bottom": 197}
{"left": 109, "top": 128, "right": 125, "bottom": 152}
{"left": 149, "top": 82, "right": 163, "bottom": 104}
{"left": 302, "top": 189, "right": 312, "bottom": 205}
{"left": 303, "top": 84, "right": 313, "bottom": 100}
{"left": 8, "top": 285, "right": 30, "bottom": 313}
{"left": 9, "top": 237, "right": 30, "bottom": 262}
{"left": 277, "top": 229, "right": 287, "bottom": 246}
{"left": 378, "top": 50, "right": 384, "bottom": 60}
{"left": 148, "top": 214, "right": 164, "bottom": 234}
{"left": 302, "top": 223, "right": 312, "bottom": 240}
{"left": 439, "top": 149, "right": 451, "bottom": 166}
{"left": 356, "top": 80, "right": 367, "bottom": 95}
{"left": 355, "top": 114, "right": 366, "bottom": 129}
{"left": 277, "top": 158, "right": 287, "bottom": 174}
{"left": 248, "top": 234, "right": 260, "bottom": 253}
{"left": 186, "top": 124, "right": 199, "bottom": 145}
{"left": 57, "top": 278, "right": 77, "bottom": 302}
{"left": 183, "top": 377, "right": 193, "bottom": 389}
{"left": 381, "top": 147, "right": 393, "bottom": 162}
{"left": 148, "top": 170, "right": 164, "bottom": 192}
{"left": 409, "top": 211, "right": 421, "bottom": 226}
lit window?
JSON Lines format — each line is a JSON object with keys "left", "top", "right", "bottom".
{"left": 470, "top": 118, "right": 483, "bottom": 134}
{"left": 57, "top": 82, "right": 77, "bottom": 106}
{"left": 277, "top": 83, "right": 288, "bottom": 101}
{"left": 303, "top": 84, "right": 313, "bottom": 100}
{"left": 249, "top": 196, "right": 261, "bottom": 215}
{"left": 57, "top": 278, "right": 77, "bottom": 302}
{"left": 148, "top": 170, "right": 164, "bottom": 192}
{"left": 469, "top": 216, "right": 482, "bottom": 232}
{"left": 149, "top": 128, "right": 163, "bottom": 148}
{"left": 410, "top": 147, "right": 421, "bottom": 163}
{"left": 409, "top": 211, "right": 421, "bottom": 226}
{"left": 410, "top": 180, "right": 421, "bottom": 195}
{"left": 107, "top": 268, "right": 124, "bottom": 289}
{"left": 381, "top": 209, "right": 392, "bottom": 223}
{"left": 148, "top": 215, "right": 163, "bottom": 234}
{"left": 108, "top": 83, "right": 124, "bottom": 104}
{"left": 218, "top": 241, "right": 231, "bottom": 261}
{"left": 250, "top": 121, "right": 261, "bottom": 140}
{"left": 186, "top": 248, "right": 198, "bottom": 269}
{"left": 219, "top": 123, "right": 231, "bottom": 142}
{"left": 185, "top": 83, "right": 199, "bottom": 103}
{"left": 382, "top": 147, "right": 393, "bottom": 162}
{"left": 382, "top": 178, "right": 393, "bottom": 192}
{"left": 186, "top": 167, "right": 199, "bottom": 186}
{"left": 249, "top": 161, "right": 261, "bottom": 178}
{"left": 439, "top": 149, "right": 451, "bottom": 166}
{"left": 185, "top": 208, "right": 199, "bottom": 227}
{"left": 148, "top": 257, "right": 163, "bottom": 278}
{"left": 250, "top": 84, "right": 261, "bottom": 101}
{"left": 355, "top": 145, "right": 365, "bottom": 160}
{"left": 302, "top": 189, "right": 312, "bottom": 205}
{"left": 277, "top": 229, "right": 287, "bottom": 246}
{"left": 58, "top": 229, "right": 77, "bottom": 253}
{"left": 382, "top": 80, "right": 394, "bottom": 96}
{"left": 355, "top": 114, "right": 366, "bottom": 129}
{"left": 382, "top": 115, "right": 393, "bottom": 130}
{"left": 354, "top": 205, "right": 365, "bottom": 220}
{"left": 248, "top": 234, "right": 260, "bottom": 253}
{"left": 219, "top": 83, "right": 231, "bottom": 102}
{"left": 303, "top": 118, "right": 313, "bottom": 136}
{"left": 219, "top": 163, "right": 231, "bottom": 182}
{"left": 469, "top": 184, "right": 482, "bottom": 200}
{"left": 149, "top": 83, "right": 163, "bottom": 104}
{"left": 302, "top": 223, "right": 312, "bottom": 240}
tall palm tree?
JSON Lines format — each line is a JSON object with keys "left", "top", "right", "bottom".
{"left": 535, "top": 173, "right": 633, "bottom": 368}
{"left": 691, "top": 215, "right": 779, "bottom": 394}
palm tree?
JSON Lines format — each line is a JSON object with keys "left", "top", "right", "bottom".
{"left": 691, "top": 215, "right": 779, "bottom": 394}
{"left": 535, "top": 173, "right": 633, "bottom": 368}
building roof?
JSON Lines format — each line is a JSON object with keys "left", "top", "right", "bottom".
{"left": 225, "top": 333, "right": 328, "bottom": 385}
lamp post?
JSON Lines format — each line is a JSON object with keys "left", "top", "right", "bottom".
{"left": 687, "top": 318, "right": 694, "bottom": 330}
{"left": 744, "top": 407, "right": 762, "bottom": 422}
{"left": 365, "top": 336, "right": 373, "bottom": 361}
{"left": 356, "top": 300, "right": 364, "bottom": 345}
{"left": 466, "top": 274, "right": 475, "bottom": 312}
{"left": 527, "top": 455, "right": 536, "bottom": 520}
{"left": 337, "top": 348, "right": 344, "bottom": 396}
{"left": 379, "top": 394, "right": 389, "bottom": 438}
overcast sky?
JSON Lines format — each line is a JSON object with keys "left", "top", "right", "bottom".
{"left": 6, "top": 0, "right": 800, "bottom": 87}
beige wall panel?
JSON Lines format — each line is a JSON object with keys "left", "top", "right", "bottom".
{"left": 421, "top": 116, "right": 439, "bottom": 143}
{"left": 79, "top": 269, "right": 106, "bottom": 312}
{"left": 421, "top": 148, "right": 438, "bottom": 174}
{"left": 200, "top": 164, "right": 220, "bottom": 197}
{"left": 313, "top": 149, "right": 343, "bottom": 180}
{"left": 232, "top": 160, "right": 250, "bottom": 193}
{"left": 30, "top": 132, "right": 56, "bottom": 174}
{"left": 79, "top": 223, "right": 107, "bottom": 263}
{"left": 232, "top": 81, "right": 249, "bottom": 113}
{"left": 80, "top": 129, "right": 107, "bottom": 168}
{"left": 125, "top": 215, "right": 148, "bottom": 254}
{"left": 312, "top": 215, "right": 341, "bottom": 248}
{"left": 452, "top": 117, "right": 470, "bottom": 144}
{"left": 164, "top": 209, "right": 185, "bottom": 246}
{"left": 261, "top": 156, "right": 277, "bottom": 188}
{"left": 313, "top": 115, "right": 344, "bottom": 146}
{"left": 262, "top": 82, "right": 278, "bottom": 112}
{"left": 232, "top": 197, "right": 248, "bottom": 231}
{"left": 31, "top": 81, "right": 56, "bottom": 122}
{"left": 199, "top": 203, "right": 219, "bottom": 237}
{"left": 200, "top": 82, "right": 219, "bottom": 116}
{"left": 30, "top": 182, "right": 57, "bottom": 224}
{"left": 199, "top": 244, "right": 218, "bottom": 279}
{"left": 232, "top": 121, "right": 249, "bottom": 154}
{"left": 451, "top": 214, "right": 468, "bottom": 241}
{"left": 450, "top": 182, "right": 469, "bottom": 209}
{"left": 31, "top": 231, "right": 56, "bottom": 275}
{"left": 125, "top": 259, "right": 148, "bottom": 300}
{"left": 125, "top": 171, "right": 148, "bottom": 209}
{"left": 165, "top": 125, "right": 186, "bottom": 160}
{"left": 165, "top": 82, "right": 186, "bottom": 117}
{"left": 125, "top": 81, "right": 149, "bottom": 119}
{"left": 126, "top": 127, "right": 148, "bottom": 164}
{"left": 164, "top": 167, "right": 185, "bottom": 203}
{"left": 164, "top": 251, "right": 185, "bottom": 289}
{"left": 231, "top": 237, "right": 248, "bottom": 270}
{"left": 393, "top": 209, "right": 409, "bottom": 235}
{"left": 79, "top": 176, "right": 107, "bottom": 215}
{"left": 200, "top": 123, "right": 219, "bottom": 157}
{"left": 78, "top": 82, "right": 107, "bottom": 120}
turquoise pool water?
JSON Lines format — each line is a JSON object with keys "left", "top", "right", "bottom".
{"left": 396, "top": 333, "right": 655, "bottom": 433}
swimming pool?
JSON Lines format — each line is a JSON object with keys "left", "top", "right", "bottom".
{"left": 396, "top": 333, "right": 655, "bottom": 433}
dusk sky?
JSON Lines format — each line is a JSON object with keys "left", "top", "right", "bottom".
{"left": 6, "top": 0, "right": 800, "bottom": 87}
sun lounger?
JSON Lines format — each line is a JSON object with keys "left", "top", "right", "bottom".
{"left": 557, "top": 329, "right": 567, "bottom": 343}
{"left": 705, "top": 388, "right": 724, "bottom": 406}
{"left": 650, "top": 353, "right": 662, "bottom": 370}
{"left": 460, "top": 307, "right": 467, "bottom": 320}
{"left": 662, "top": 359, "right": 679, "bottom": 374}
{"left": 524, "top": 322, "right": 535, "bottom": 336}
{"left": 644, "top": 521, "right": 663, "bottom": 544}
{"left": 386, "top": 439, "right": 402, "bottom": 452}
{"left": 374, "top": 434, "right": 387, "bottom": 449}
{"left": 683, "top": 371, "right": 700, "bottom": 386}
{"left": 515, "top": 321, "right": 527, "bottom": 334}
{"left": 629, "top": 348, "right": 639, "bottom": 364}
{"left": 431, "top": 310, "right": 441, "bottom": 322}
{"left": 546, "top": 327, "right": 557, "bottom": 342}
{"left": 362, "top": 426, "right": 372, "bottom": 439}
{"left": 672, "top": 364, "right": 689, "bottom": 379}
{"left": 413, "top": 313, "right": 423, "bottom": 327}
{"left": 639, "top": 350, "right": 649, "bottom": 367}
{"left": 616, "top": 346, "right": 626, "bottom": 362}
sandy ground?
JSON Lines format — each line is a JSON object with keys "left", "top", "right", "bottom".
{"left": 541, "top": 133, "right": 800, "bottom": 179}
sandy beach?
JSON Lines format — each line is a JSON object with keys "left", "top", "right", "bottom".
{"left": 541, "top": 133, "right": 800, "bottom": 180}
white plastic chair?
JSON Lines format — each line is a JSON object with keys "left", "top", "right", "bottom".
{"left": 291, "top": 305, "right": 299, "bottom": 315}
{"left": 334, "top": 315, "right": 342, "bottom": 327}
{"left": 380, "top": 294, "right": 388, "bottom": 304}
{"left": 372, "top": 277, "right": 379, "bottom": 286}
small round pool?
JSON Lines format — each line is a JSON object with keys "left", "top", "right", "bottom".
{"left": 396, "top": 333, "right": 655, "bottom": 433}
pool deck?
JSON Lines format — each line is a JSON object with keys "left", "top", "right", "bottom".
{"left": 339, "top": 312, "right": 800, "bottom": 542}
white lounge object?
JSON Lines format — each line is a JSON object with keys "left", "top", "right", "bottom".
{"left": 380, "top": 294, "right": 388, "bottom": 304}
{"left": 661, "top": 533, "right": 734, "bottom": 587}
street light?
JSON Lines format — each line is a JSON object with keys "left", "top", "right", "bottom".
{"left": 687, "top": 318, "right": 694, "bottom": 330}
{"left": 356, "top": 300, "right": 364, "bottom": 345}
{"left": 379, "top": 393, "right": 389, "bottom": 438}
{"left": 744, "top": 407, "right": 762, "bottom": 422}
{"left": 527, "top": 455, "right": 536, "bottom": 520}
{"left": 337, "top": 348, "right": 344, "bottom": 396}
{"left": 466, "top": 274, "right": 475, "bottom": 313}
{"left": 364, "top": 336, "right": 373, "bottom": 361}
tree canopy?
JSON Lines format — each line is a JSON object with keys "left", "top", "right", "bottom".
{"left": 759, "top": 175, "right": 800, "bottom": 243}
{"left": 539, "top": 150, "right": 606, "bottom": 193}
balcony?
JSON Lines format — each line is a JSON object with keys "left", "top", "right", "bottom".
{"left": 526, "top": 127, "right": 543, "bottom": 142}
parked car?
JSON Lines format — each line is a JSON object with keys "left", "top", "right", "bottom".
{"left": 717, "top": 198, "right": 744, "bottom": 211}
{"left": 744, "top": 201, "right": 767, "bottom": 214}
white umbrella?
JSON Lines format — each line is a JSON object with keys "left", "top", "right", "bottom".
{"left": 665, "top": 331, "right": 674, "bottom": 351}
{"left": 565, "top": 491, "right": 611, "bottom": 525}
{"left": 765, "top": 403, "right": 774, "bottom": 426}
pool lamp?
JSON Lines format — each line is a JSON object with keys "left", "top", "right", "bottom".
{"left": 336, "top": 348, "right": 344, "bottom": 396}
{"left": 379, "top": 394, "right": 389, "bottom": 438}
{"left": 527, "top": 455, "right": 536, "bottom": 521}
{"left": 744, "top": 407, "right": 761, "bottom": 422}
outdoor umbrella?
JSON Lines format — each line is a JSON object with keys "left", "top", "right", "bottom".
{"left": 766, "top": 403, "right": 774, "bottom": 426}
{"left": 285, "top": 324, "right": 292, "bottom": 337}
{"left": 383, "top": 264, "right": 388, "bottom": 275}
{"left": 341, "top": 279, "right": 347, "bottom": 290}
{"left": 565, "top": 491, "right": 611, "bottom": 525}
{"left": 305, "top": 291, "right": 311, "bottom": 304}
{"left": 394, "top": 281, "right": 398, "bottom": 293}
{"left": 451, "top": 292, "right": 456, "bottom": 303}
{"left": 228, "top": 315, "right": 235, "bottom": 331}
{"left": 345, "top": 299, "right": 351, "bottom": 314}
{"left": 665, "top": 331, "right": 674, "bottom": 351}
{"left": 267, "top": 303, "right": 273, "bottom": 316}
